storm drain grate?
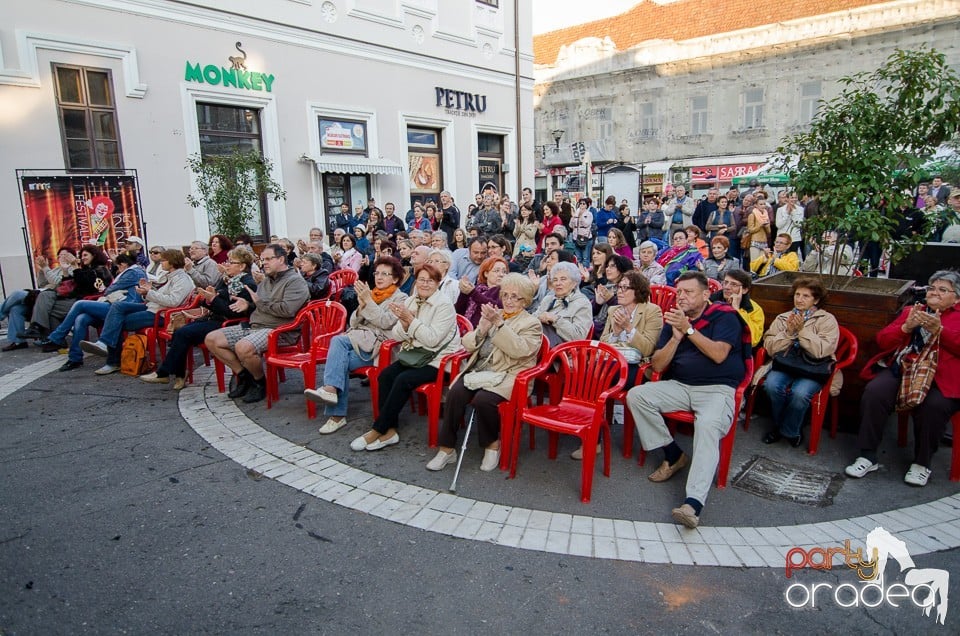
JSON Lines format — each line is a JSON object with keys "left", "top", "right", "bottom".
{"left": 731, "top": 455, "right": 844, "bottom": 507}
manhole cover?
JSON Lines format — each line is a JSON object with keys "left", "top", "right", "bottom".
{"left": 731, "top": 455, "right": 843, "bottom": 507}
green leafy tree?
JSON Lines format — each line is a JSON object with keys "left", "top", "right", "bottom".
{"left": 186, "top": 148, "right": 286, "bottom": 240}
{"left": 775, "top": 48, "right": 960, "bottom": 282}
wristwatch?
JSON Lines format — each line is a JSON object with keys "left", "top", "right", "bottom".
{"left": 685, "top": 326, "right": 695, "bottom": 337}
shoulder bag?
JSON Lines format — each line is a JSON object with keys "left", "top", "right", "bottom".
{"left": 896, "top": 334, "right": 939, "bottom": 412}
{"left": 397, "top": 326, "right": 456, "bottom": 368}
{"left": 771, "top": 342, "right": 834, "bottom": 384}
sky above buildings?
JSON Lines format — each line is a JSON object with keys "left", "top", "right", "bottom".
{"left": 532, "top": 0, "right": 642, "bottom": 34}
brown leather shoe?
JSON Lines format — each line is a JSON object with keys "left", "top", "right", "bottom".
{"left": 671, "top": 503, "right": 700, "bottom": 529}
{"left": 648, "top": 453, "right": 689, "bottom": 483}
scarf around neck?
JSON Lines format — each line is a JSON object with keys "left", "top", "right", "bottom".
{"left": 371, "top": 284, "right": 397, "bottom": 304}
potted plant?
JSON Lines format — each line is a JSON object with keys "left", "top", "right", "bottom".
{"left": 752, "top": 48, "right": 960, "bottom": 419}
{"left": 186, "top": 148, "right": 286, "bottom": 240}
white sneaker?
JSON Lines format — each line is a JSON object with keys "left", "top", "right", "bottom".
{"left": 80, "top": 340, "right": 108, "bottom": 356}
{"left": 480, "top": 448, "right": 500, "bottom": 472}
{"left": 904, "top": 463, "right": 932, "bottom": 487}
{"left": 94, "top": 364, "right": 119, "bottom": 375}
{"left": 844, "top": 457, "right": 879, "bottom": 478}
{"left": 318, "top": 417, "right": 347, "bottom": 435}
{"left": 426, "top": 449, "right": 457, "bottom": 471}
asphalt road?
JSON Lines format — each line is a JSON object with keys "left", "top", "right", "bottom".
{"left": 1, "top": 347, "right": 958, "bottom": 635}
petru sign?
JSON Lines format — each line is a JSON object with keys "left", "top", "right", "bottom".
{"left": 184, "top": 61, "right": 276, "bottom": 93}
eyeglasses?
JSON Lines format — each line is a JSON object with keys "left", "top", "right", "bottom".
{"left": 228, "top": 260, "right": 244, "bottom": 265}
{"left": 616, "top": 284, "right": 632, "bottom": 292}
{"left": 416, "top": 278, "right": 437, "bottom": 284}
{"left": 261, "top": 254, "right": 282, "bottom": 261}
{"left": 374, "top": 271, "right": 393, "bottom": 277}
{"left": 930, "top": 286, "right": 956, "bottom": 294}
{"left": 722, "top": 281, "right": 743, "bottom": 290}
{"left": 500, "top": 292, "right": 523, "bottom": 302}
{"left": 149, "top": 250, "right": 162, "bottom": 255}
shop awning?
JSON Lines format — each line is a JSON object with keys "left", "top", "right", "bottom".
{"left": 636, "top": 160, "right": 673, "bottom": 176}
{"left": 732, "top": 172, "right": 790, "bottom": 186}
{"left": 311, "top": 156, "right": 403, "bottom": 176}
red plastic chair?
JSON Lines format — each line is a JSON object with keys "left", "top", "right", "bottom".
{"left": 707, "top": 278, "right": 723, "bottom": 294}
{"left": 329, "top": 269, "right": 358, "bottom": 302}
{"left": 649, "top": 285, "right": 677, "bottom": 313}
{"left": 155, "top": 291, "right": 206, "bottom": 362}
{"left": 533, "top": 324, "right": 594, "bottom": 407}
{"left": 742, "top": 326, "right": 858, "bottom": 455}
{"left": 639, "top": 357, "right": 754, "bottom": 488}
{"left": 509, "top": 340, "right": 628, "bottom": 502}
{"left": 137, "top": 290, "right": 199, "bottom": 366}
{"left": 265, "top": 300, "right": 347, "bottom": 418}
{"left": 612, "top": 362, "right": 652, "bottom": 460}
{"left": 497, "top": 334, "right": 550, "bottom": 471}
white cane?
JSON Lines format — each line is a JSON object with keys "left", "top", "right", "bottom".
{"left": 448, "top": 408, "right": 476, "bottom": 493}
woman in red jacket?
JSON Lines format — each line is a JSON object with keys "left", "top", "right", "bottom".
{"left": 845, "top": 270, "right": 960, "bottom": 486}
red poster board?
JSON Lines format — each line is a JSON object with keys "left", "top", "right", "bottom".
{"left": 18, "top": 172, "right": 145, "bottom": 272}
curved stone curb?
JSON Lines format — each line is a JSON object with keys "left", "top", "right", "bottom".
{"left": 178, "top": 367, "right": 960, "bottom": 567}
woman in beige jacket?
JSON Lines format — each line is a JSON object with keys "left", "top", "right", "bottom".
{"left": 350, "top": 263, "right": 460, "bottom": 452}
{"left": 427, "top": 273, "right": 542, "bottom": 472}
{"left": 759, "top": 277, "right": 839, "bottom": 448}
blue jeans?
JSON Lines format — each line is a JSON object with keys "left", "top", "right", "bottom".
{"left": 572, "top": 239, "right": 593, "bottom": 267}
{"left": 99, "top": 301, "right": 156, "bottom": 364}
{"left": 1, "top": 289, "right": 30, "bottom": 345}
{"left": 763, "top": 370, "right": 823, "bottom": 438}
{"left": 322, "top": 334, "right": 372, "bottom": 418}
{"left": 48, "top": 300, "right": 112, "bottom": 363}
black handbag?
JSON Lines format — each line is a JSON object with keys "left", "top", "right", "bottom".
{"left": 771, "top": 342, "right": 834, "bottom": 383}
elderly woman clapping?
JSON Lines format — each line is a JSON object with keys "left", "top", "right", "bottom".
{"left": 536, "top": 261, "right": 593, "bottom": 346}
{"left": 846, "top": 270, "right": 960, "bottom": 487}
{"left": 304, "top": 257, "right": 407, "bottom": 435}
{"left": 427, "top": 274, "right": 543, "bottom": 472}
{"left": 349, "top": 263, "right": 460, "bottom": 452}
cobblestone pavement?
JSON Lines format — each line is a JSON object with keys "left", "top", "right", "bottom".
{"left": 2, "top": 348, "right": 958, "bottom": 634}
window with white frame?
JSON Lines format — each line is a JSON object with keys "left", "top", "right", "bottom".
{"left": 690, "top": 96, "right": 708, "bottom": 135}
{"left": 799, "top": 81, "right": 822, "bottom": 125}
{"left": 53, "top": 64, "right": 123, "bottom": 170}
{"left": 639, "top": 102, "right": 655, "bottom": 135}
{"left": 742, "top": 88, "right": 764, "bottom": 129}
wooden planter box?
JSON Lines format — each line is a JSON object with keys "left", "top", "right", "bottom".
{"left": 750, "top": 272, "right": 916, "bottom": 424}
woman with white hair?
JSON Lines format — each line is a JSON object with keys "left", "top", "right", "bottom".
{"left": 536, "top": 260, "right": 593, "bottom": 346}
{"left": 427, "top": 273, "right": 542, "bottom": 472}
{"left": 426, "top": 248, "right": 459, "bottom": 303}
{"left": 846, "top": 270, "right": 960, "bottom": 487}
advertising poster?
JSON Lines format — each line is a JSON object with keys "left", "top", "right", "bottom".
{"left": 409, "top": 153, "right": 440, "bottom": 194}
{"left": 19, "top": 173, "right": 144, "bottom": 267}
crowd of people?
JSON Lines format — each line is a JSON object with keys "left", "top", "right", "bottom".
{"left": 2, "top": 180, "right": 958, "bottom": 530}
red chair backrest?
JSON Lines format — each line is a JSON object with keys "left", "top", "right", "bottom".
{"left": 835, "top": 326, "right": 859, "bottom": 370}
{"left": 310, "top": 301, "right": 348, "bottom": 356}
{"left": 456, "top": 314, "right": 472, "bottom": 336}
{"left": 707, "top": 278, "right": 723, "bottom": 294}
{"left": 544, "top": 340, "right": 628, "bottom": 406}
{"left": 329, "top": 269, "right": 358, "bottom": 289}
{"left": 649, "top": 285, "right": 677, "bottom": 313}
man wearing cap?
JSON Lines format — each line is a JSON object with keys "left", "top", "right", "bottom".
{"left": 125, "top": 236, "right": 149, "bottom": 268}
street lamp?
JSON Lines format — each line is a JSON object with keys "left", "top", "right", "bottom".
{"left": 552, "top": 129, "right": 565, "bottom": 149}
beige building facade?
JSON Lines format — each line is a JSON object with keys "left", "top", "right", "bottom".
{"left": 534, "top": 0, "right": 960, "bottom": 209}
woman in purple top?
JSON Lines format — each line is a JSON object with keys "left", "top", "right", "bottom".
{"left": 455, "top": 256, "right": 509, "bottom": 327}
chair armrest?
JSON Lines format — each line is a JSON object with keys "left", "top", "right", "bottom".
{"left": 266, "top": 314, "right": 308, "bottom": 351}
{"left": 377, "top": 339, "right": 401, "bottom": 371}
{"left": 513, "top": 360, "right": 551, "bottom": 399}
{"left": 443, "top": 349, "right": 471, "bottom": 379}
